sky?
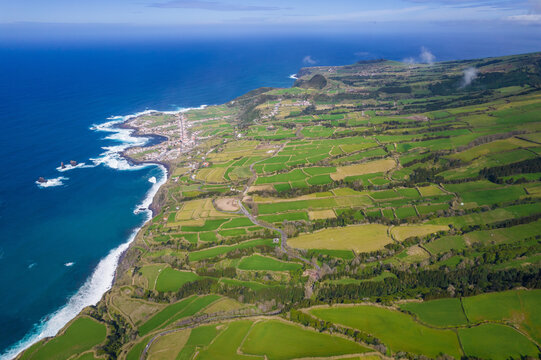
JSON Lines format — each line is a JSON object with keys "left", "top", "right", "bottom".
{"left": 1, "top": 0, "right": 541, "bottom": 40}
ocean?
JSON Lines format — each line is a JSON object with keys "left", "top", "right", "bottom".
{"left": 1, "top": 33, "right": 540, "bottom": 359}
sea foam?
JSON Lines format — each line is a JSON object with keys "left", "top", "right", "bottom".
{"left": 56, "top": 163, "right": 95, "bottom": 172}
{"left": 35, "top": 176, "right": 68, "bottom": 188}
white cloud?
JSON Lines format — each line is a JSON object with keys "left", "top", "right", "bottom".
{"left": 403, "top": 57, "right": 417, "bottom": 64}
{"left": 461, "top": 67, "right": 478, "bottom": 87}
{"left": 420, "top": 46, "right": 436, "bottom": 64}
{"left": 303, "top": 55, "right": 317, "bottom": 65}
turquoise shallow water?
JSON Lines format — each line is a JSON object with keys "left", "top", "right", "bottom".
{"left": 1, "top": 34, "right": 540, "bottom": 358}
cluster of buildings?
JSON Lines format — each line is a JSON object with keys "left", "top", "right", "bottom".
{"left": 124, "top": 113, "right": 198, "bottom": 163}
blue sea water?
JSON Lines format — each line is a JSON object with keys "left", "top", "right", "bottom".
{"left": 1, "top": 33, "right": 540, "bottom": 358}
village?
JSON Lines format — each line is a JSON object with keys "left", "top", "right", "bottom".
{"left": 123, "top": 112, "right": 197, "bottom": 163}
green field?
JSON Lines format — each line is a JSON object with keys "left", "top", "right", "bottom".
{"left": 400, "top": 298, "right": 468, "bottom": 327}
{"left": 138, "top": 295, "right": 220, "bottom": 335}
{"left": 241, "top": 320, "right": 369, "bottom": 359}
{"left": 155, "top": 268, "right": 200, "bottom": 292}
{"left": 310, "top": 305, "right": 462, "bottom": 358}
{"left": 424, "top": 235, "right": 467, "bottom": 254}
{"left": 177, "top": 325, "right": 219, "bottom": 360}
{"left": 22, "top": 317, "right": 106, "bottom": 360}
{"left": 196, "top": 321, "right": 258, "bottom": 359}
{"left": 237, "top": 254, "right": 302, "bottom": 271}
{"left": 189, "top": 238, "right": 275, "bottom": 261}
{"left": 458, "top": 324, "right": 539, "bottom": 360}
{"left": 289, "top": 224, "right": 391, "bottom": 252}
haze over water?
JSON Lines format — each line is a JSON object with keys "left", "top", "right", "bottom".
{"left": 1, "top": 32, "right": 540, "bottom": 358}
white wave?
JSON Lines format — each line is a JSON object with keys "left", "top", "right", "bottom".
{"left": 134, "top": 165, "right": 167, "bottom": 216}
{"left": 28, "top": 263, "right": 36, "bottom": 270}
{"left": 36, "top": 177, "right": 68, "bottom": 188}
{"left": 148, "top": 176, "right": 157, "bottom": 184}
{"left": 289, "top": 74, "right": 298, "bottom": 80}
{"left": 56, "top": 163, "right": 95, "bottom": 172}
{"left": 64, "top": 262, "right": 75, "bottom": 267}
{"left": 106, "top": 115, "right": 123, "bottom": 120}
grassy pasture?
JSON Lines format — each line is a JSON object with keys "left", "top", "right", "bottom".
{"left": 218, "top": 228, "right": 246, "bottom": 237}
{"left": 196, "top": 167, "right": 227, "bottom": 183}
{"left": 390, "top": 224, "right": 449, "bottom": 242}
{"left": 228, "top": 166, "right": 252, "bottom": 180}
{"left": 304, "top": 166, "right": 336, "bottom": 175}
{"left": 176, "top": 325, "right": 219, "bottom": 360}
{"left": 146, "top": 329, "right": 190, "bottom": 360}
{"left": 241, "top": 320, "right": 369, "bottom": 360}
{"left": 424, "top": 235, "right": 467, "bottom": 254}
{"left": 463, "top": 290, "right": 523, "bottom": 323}
{"left": 201, "top": 298, "right": 247, "bottom": 314}
{"left": 257, "top": 198, "right": 337, "bottom": 214}
{"left": 155, "top": 268, "right": 199, "bottom": 292}
{"left": 196, "top": 320, "right": 258, "bottom": 360}
{"left": 138, "top": 296, "right": 197, "bottom": 335}
{"left": 458, "top": 324, "right": 539, "bottom": 360}
{"left": 23, "top": 317, "right": 106, "bottom": 360}
{"left": 139, "top": 295, "right": 221, "bottom": 336}
{"left": 308, "top": 209, "right": 336, "bottom": 220}
{"left": 332, "top": 187, "right": 367, "bottom": 196}
{"left": 238, "top": 254, "right": 302, "bottom": 271}
{"left": 463, "top": 220, "right": 541, "bottom": 245}
{"left": 449, "top": 137, "right": 533, "bottom": 162}
{"left": 426, "top": 204, "right": 537, "bottom": 227}
{"left": 188, "top": 238, "right": 274, "bottom": 262}
{"left": 395, "top": 206, "right": 417, "bottom": 219}
{"left": 310, "top": 305, "right": 462, "bottom": 358}
{"left": 331, "top": 159, "right": 395, "bottom": 181}
{"left": 330, "top": 148, "right": 387, "bottom": 165}
{"left": 125, "top": 335, "right": 153, "bottom": 360}
{"left": 220, "top": 278, "right": 272, "bottom": 291}
{"left": 289, "top": 224, "right": 391, "bottom": 252}
{"left": 307, "top": 249, "right": 355, "bottom": 260}
{"left": 258, "top": 211, "right": 308, "bottom": 223}
{"left": 396, "top": 187, "right": 421, "bottom": 199}
{"left": 417, "top": 203, "right": 450, "bottom": 215}
{"left": 221, "top": 217, "right": 254, "bottom": 229}
{"left": 400, "top": 298, "right": 468, "bottom": 327}
{"left": 182, "top": 219, "right": 229, "bottom": 232}
{"left": 444, "top": 180, "right": 502, "bottom": 193}
{"left": 111, "top": 296, "right": 164, "bottom": 325}
{"left": 140, "top": 264, "right": 167, "bottom": 289}
{"left": 255, "top": 168, "right": 308, "bottom": 185}
{"left": 370, "top": 189, "right": 400, "bottom": 200}
{"left": 199, "top": 231, "right": 218, "bottom": 242}
{"left": 307, "top": 174, "right": 333, "bottom": 185}
{"left": 459, "top": 186, "right": 526, "bottom": 206}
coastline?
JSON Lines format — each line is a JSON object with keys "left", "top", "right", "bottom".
{"left": 117, "top": 122, "right": 171, "bottom": 217}
{"left": 5, "top": 114, "right": 171, "bottom": 360}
